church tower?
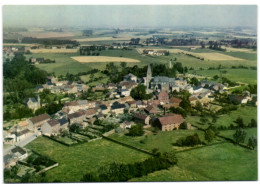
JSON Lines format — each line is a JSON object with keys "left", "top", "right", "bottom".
{"left": 169, "top": 60, "right": 172, "bottom": 69}
{"left": 146, "top": 64, "right": 152, "bottom": 89}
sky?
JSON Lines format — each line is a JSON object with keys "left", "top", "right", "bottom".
{"left": 2, "top": 5, "right": 257, "bottom": 28}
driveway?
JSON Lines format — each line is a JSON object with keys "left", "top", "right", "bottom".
{"left": 3, "top": 132, "right": 38, "bottom": 156}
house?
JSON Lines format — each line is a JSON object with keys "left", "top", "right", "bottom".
{"left": 145, "top": 105, "right": 159, "bottom": 114}
{"left": 157, "top": 91, "right": 169, "bottom": 104}
{"left": 36, "top": 85, "right": 44, "bottom": 92}
{"left": 189, "top": 96, "right": 198, "bottom": 106}
{"left": 85, "top": 108, "right": 97, "bottom": 118}
{"left": 229, "top": 95, "right": 251, "bottom": 104}
{"left": 68, "top": 110, "right": 86, "bottom": 125}
{"left": 4, "top": 154, "right": 19, "bottom": 168}
{"left": 118, "top": 96, "right": 134, "bottom": 103}
{"left": 136, "top": 100, "right": 147, "bottom": 109}
{"left": 134, "top": 113, "right": 150, "bottom": 125}
{"left": 64, "top": 85, "right": 78, "bottom": 93}
{"left": 28, "top": 113, "right": 51, "bottom": 130}
{"left": 124, "top": 73, "right": 137, "bottom": 82}
{"left": 157, "top": 114, "right": 184, "bottom": 131}
{"left": 147, "top": 100, "right": 160, "bottom": 106}
{"left": 17, "top": 121, "right": 29, "bottom": 132}
{"left": 24, "top": 96, "right": 41, "bottom": 110}
{"left": 111, "top": 102, "right": 126, "bottom": 115}
{"left": 58, "top": 117, "right": 69, "bottom": 130}
{"left": 169, "top": 97, "right": 182, "bottom": 107}
{"left": 99, "top": 104, "right": 109, "bottom": 115}
{"left": 14, "top": 129, "right": 30, "bottom": 142}
{"left": 120, "top": 89, "right": 131, "bottom": 97}
{"left": 11, "top": 146, "right": 28, "bottom": 161}
{"left": 127, "top": 100, "right": 137, "bottom": 109}
{"left": 41, "top": 119, "right": 61, "bottom": 136}
{"left": 120, "top": 121, "right": 134, "bottom": 129}
{"left": 107, "top": 83, "right": 117, "bottom": 90}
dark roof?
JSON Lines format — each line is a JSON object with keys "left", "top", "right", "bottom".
{"left": 99, "top": 104, "right": 108, "bottom": 110}
{"left": 47, "top": 119, "right": 60, "bottom": 127}
{"left": 134, "top": 113, "right": 148, "bottom": 120}
{"left": 29, "top": 114, "right": 51, "bottom": 124}
{"left": 111, "top": 102, "right": 126, "bottom": 110}
{"left": 11, "top": 146, "right": 26, "bottom": 155}
{"left": 15, "top": 129, "right": 30, "bottom": 137}
{"left": 58, "top": 118, "right": 68, "bottom": 126}
{"left": 68, "top": 110, "right": 85, "bottom": 119}
{"left": 24, "top": 97, "right": 37, "bottom": 104}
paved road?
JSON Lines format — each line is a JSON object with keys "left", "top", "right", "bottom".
{"left": 3, "top": 132, "right": 38, "bottom": 156}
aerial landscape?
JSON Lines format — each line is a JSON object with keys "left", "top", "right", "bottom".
{"left": 2, "top": 5, "right": 258, "bottom": 182}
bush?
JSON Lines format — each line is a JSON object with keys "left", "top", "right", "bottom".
{"left": 175, "top": 133, "right": 202, "bottom": 147}
{"left": 127, "top": 124, "right": 144, "bottom": 136}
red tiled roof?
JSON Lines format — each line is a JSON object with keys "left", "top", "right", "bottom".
{"left": 158, "top": 114, "right": 184, "bottom": 126}
{"left": 158, "top": 91, "right": 168, "bottom": 98}
{"left": 64, "top": 101, "right": 78, "bottom": 106}
{"left": 86, "top": 109, "right": 97, "bottom": 116}
{"left": 169, "top": 97, "right": 182, "bottom": 104}
{"left": 127, "top": 100, "right": 136, "bottom": 105}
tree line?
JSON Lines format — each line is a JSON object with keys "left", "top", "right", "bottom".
{"left": 81, "top": 151, "right": 177, "bottom": 182}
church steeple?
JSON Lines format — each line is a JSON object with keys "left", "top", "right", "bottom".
{"left": 146, "top": 64, "right": 152, "bottom": 89}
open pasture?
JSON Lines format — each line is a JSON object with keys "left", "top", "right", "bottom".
{"left": 26, "top": 136, "right": 149, "bottom": 182}
{"left": 71, "top": 56, "right": 140, "bottom": 63}
{"left": 130, "top": 142, "right": 257, "bottom": 181}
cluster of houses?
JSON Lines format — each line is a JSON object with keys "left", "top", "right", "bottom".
{"left": 36, "top": 76, "right": 89, "bottom": 94}
{"left": 3, "top": 46, "right": 25, "bottom": 62}
{"left": 143, "top": 49, "right": 169, "bottom": 56}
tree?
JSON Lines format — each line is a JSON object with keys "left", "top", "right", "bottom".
{"left": 120, "top": 62, "right": 127, "bottom": 68}
{"left": 234, "top": 117, "right": 244, "bottom": 128}
{"left": 179, "top": 122, "right": 188, "bottom": 129}
{"left": 249, "top": 119, "right": 257, "bottom": 127}
{"left": 204, "top": 128, "right": 215, "bottom": 143}
{"left": 190, "top": 77, "right": 199, "bottom": 86}
{"left": 233, "top": 129, "right": 247, "bottom": 144}
{"left": 130, "top": 84, "right": 152, "bottom": 100}
{"left": 127, "top": 124, "right": 144, "bottom": 136}
{"left": 195, "top": 101, "right": 203, "bottom": 113}
{"left": 248, "top": 136, "right": 257, "bottom": 150}
{"left": 213, "top": 75, "right": 219, "bottom": 80}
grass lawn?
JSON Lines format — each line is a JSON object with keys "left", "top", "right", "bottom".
{"left": 190, "top": 68, "right": 257, "bottom": 84}
{"left": 130, "top": 142, "right": 257, "bottom": 181}
{"left": 25, "top": 136, "right": 150, "bottom": 182}
{"left": 109, "top": 129, "right": 209, "bottom": 153}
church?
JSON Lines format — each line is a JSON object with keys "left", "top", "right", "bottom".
{"left": 143, "top": 63, "right": 189, "bottom": 93}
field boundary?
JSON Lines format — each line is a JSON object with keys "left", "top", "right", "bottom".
{"left": 102, "top": 135, "right": 155, "bottom": 156}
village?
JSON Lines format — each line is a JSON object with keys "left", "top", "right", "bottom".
{"left": 3, "top": 56, "right": 257, "bottom": 174}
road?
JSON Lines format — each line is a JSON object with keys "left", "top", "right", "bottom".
{"left": 3, "top": 132, "right": 38, "bottom": 156}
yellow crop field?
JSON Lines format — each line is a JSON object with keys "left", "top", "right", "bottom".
{"left": 29, "top": 48, "right": 78, "bottom": 53}
{"left": 71, "top": 56, "right": 140, "bottom": 63}
{"left": 223, "top": 47, "right": 256, "bottom": 53}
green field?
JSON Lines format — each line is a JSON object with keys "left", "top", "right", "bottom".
{"left": 109, "top": 129, "right": 215, "bottom": 153}
{"left": 130, "top": 142, "right": 257, "bottom": 181}
{"left": 186, "top": 106, "right": 257, "bottom": 129}
{"left": 26, "top": 46, "right": 256, "bottom": 76}
{"left": 25, "top": 136, "right": 150, "bottom": 182}
{"left": 26, "top": 53, "right": 92, "bottom": 75}
{"left": 190, "top": 68, "right": 257, "bottom": 84}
